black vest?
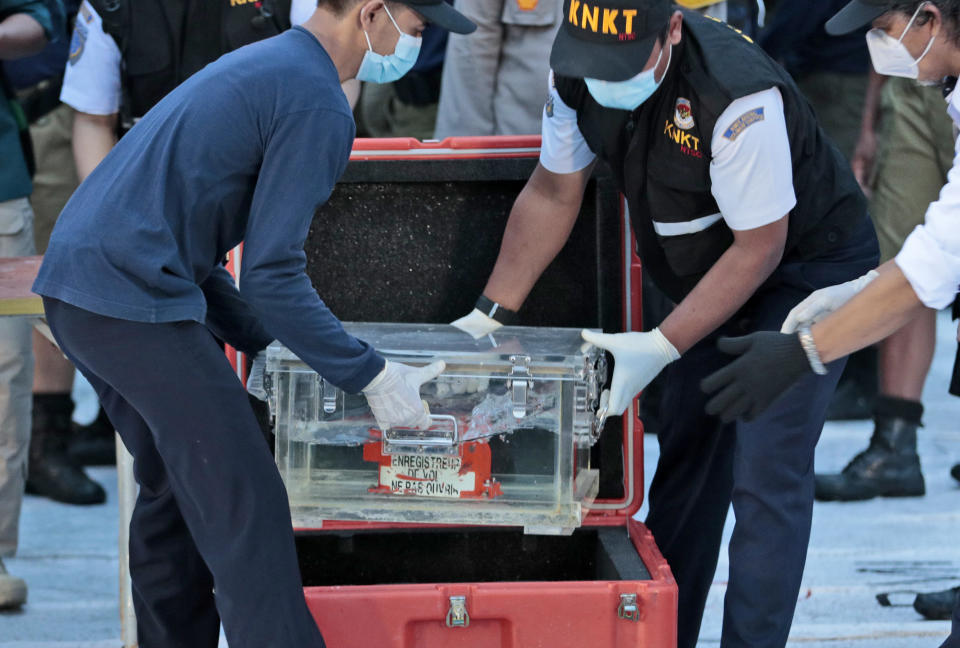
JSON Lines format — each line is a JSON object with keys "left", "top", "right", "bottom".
{"left": 90, "top": 0, "right": 292, "bottom": 122}
{"left": 555, "top": 11, "right": 866, "bottom": 304}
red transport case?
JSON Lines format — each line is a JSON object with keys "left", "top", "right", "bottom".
{"left": 272, "top": 136, "right": 676, "bottom": 648}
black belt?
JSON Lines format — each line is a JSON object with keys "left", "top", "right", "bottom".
{"left": 16, "top": 75, "right": 64, "bottom": 124}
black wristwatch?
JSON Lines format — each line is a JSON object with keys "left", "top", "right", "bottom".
{"left": 475, "top": 295, "right": 518, "bottom": 325}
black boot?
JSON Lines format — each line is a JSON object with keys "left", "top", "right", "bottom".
{"left": 951, "top": 463, "right": 960, "bottom": 485}
{"left": 815, "top": 396, "right": 925, "bottom": 501}
{"left": 26, "top": 394, "right": 106, "bottom": 505}
{"left": 69, "top": 406, "right": 116, "bottom": 466}
{"left": 914, "top": 586, "right": 960, "bottom": 620}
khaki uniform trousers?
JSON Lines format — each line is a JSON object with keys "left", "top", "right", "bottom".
{"left": 434, "top": 1, "right": 727, "bottom": 139}
{"left": 435, "top": 0, "right": 562, "bottom": 138}
{"left": 871, "top": 77, "right": 956, "bottom": 263}
{"left": 796, "top": 72, "right": 869, "bottom": 163}
{"left": 27, "top": 103, "right": 79, "bottom": 254}
{"left": 0, "top": 197, "right": 36, "bottom": 556}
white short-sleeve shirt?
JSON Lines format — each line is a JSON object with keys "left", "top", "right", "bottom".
{"left": 61, "top": 0, "right": 316, "bottom": 115}
{"left": 539, "top": 70, "right": 797, "bottom": 232}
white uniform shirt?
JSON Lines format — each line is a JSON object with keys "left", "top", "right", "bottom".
{"left": 540, "top": 70, "right": 797, "bottom": 234}
{"left": 894, "top": 90, "right": 960, "bottom": 309}
{"left": 61, "top": 0, "right": 316, "bottom": 115}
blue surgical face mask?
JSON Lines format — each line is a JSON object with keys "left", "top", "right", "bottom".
{"left": 356, "top": 4, "right": 422, "bottom": 84}
{"left": 585, "top": 42, "right": 671, "bottom": 111}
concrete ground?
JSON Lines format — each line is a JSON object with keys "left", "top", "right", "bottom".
{"left": 3, "top": 312, "right": 960, "bottom": 647}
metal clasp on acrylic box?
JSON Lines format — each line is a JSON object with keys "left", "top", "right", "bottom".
{"left": 574, "top": 352, "right": 609, "bottom": 448}
{"left": 445, "top": 596, "right": 470, "bottom": 628}
{"left": 507, "top": 355, "right": 532, "bottom": 419}
{"left": 319, "top": 377, "right": 338, "bottom": 414}
{"left": 383, "top": 415, "right": 459, "bottom": 457}
{"left": 617, "top": 593, "right": 640, "bottom": 622}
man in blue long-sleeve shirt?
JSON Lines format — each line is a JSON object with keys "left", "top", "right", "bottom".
{"left": 31, "top": 0, "right": 475, "bottom": 644}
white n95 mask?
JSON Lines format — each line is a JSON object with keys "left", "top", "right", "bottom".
{"left": 866, "top": 2, "right": 936, "bottom": 79}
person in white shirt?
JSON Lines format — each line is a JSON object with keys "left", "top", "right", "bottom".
{"left": 452, "top": 1, "right": 879, "bottom": 646}
{"left": 701, "top": 3, "right": 960, "bottom": 643}
{"left": 62, "top": 0, "right": 315, "bottom": 179}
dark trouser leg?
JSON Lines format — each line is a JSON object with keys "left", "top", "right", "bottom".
{"left": 648, "top": 339, "right": 843, "bottom": 648}
{"left": 721, "top": 358, "right": 844, "bottom": 647}
{"left": 714, "top": 267, "right": 850, "bottom": 648}
{"left": 645, "top": 343, "right": 736, "bottom": 648}
{"left": 131, "top": 488, "right": 220, "bottom": 647}
{"left": 86, "top": 380, "right": 219, "bottom": 647}
{"left": 941, "top": 596, "right": 960, "bottom": 648}
{"left": 43, "top": 298, "right": 324, "bottom": 648}
{"left": 647, "top": 215, "right": 877, "bottom": 648}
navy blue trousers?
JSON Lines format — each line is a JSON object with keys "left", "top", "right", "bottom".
{"left": 646, "top": 217, "right": 879, "bottom": 648}
{"left": 941, "top": 599, "right": 960, "bottom": 647}
{"left": 43, "top": 298, "right": 325, "bottom": 648}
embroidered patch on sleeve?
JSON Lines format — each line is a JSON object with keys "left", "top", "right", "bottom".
{"left": 68, "top": 22, "right": 88, "bottom": 65}
{"left": 723, "top": 107, "right": 765, "bottom": 141}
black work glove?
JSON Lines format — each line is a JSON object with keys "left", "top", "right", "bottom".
{"left": 701, "top": 331, "right": 813, "bottom": 423}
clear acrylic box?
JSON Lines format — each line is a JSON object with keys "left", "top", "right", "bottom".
{"left": 266, "top": 323, "right": 608, "bottom": 534}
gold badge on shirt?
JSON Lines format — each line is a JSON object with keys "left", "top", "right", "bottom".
{"left": 674, "top": 98, "right": 695, "bottom": 131}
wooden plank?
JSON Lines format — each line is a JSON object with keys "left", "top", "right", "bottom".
{"left": 0, "top": 256, "right": 44, "bottom": 316}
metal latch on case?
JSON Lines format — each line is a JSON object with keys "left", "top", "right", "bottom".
{"left": 383, "top": 415, "right": 459, "bottom": 456}
{"left": 445, "top": 595, "right": 470, "bottom": 628}
{"left": 319, "top": 377, "right": 338, "bottom": 414}
{"left": 617, "top": 593, "right": 640, "bottom": 622}
{"left": 507, "top": 355, "right": 532, "bottom": 419}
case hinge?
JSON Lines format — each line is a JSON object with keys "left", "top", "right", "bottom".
{"left": 507, "top": 355, "right": 532, "bottom": 419}
{"left": 445, "top": 595, "right": 470, "bottom": 628}
{"left": 573, "top": 352, "right": 609, "bottom": 448}
{"left": 617, "top": 593, "right": 640, "bottom": 622}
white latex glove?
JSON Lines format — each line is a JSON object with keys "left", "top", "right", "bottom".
{"left": 362, "top": 360, "right": 447, "bottom": 430}
{"left": 581, "top": 328, "right": 680, "bottom": 417}
{"left": 780, "top": 270, "right": 879, "bottom": 334}
{"left": 246, "top": 348, "right": 268, "bottom": 401}
{"left": 451, "top": 309, "right": 501, "bottom": 340}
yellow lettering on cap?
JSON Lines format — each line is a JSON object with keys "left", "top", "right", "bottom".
{"left": 582, "top": 3, "right": 599, "bottom": 32}
{"left": 602, "top": 8, "right": 618, "bottom": 34}
{"left": 569, "top": 0, "right": 581, "bottom": 24}
{"left": 622, "top": 9, "right": 637, "bottom": 34}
